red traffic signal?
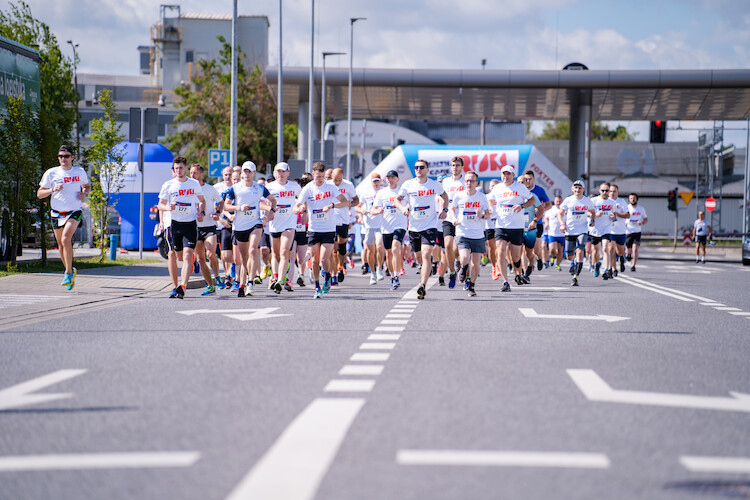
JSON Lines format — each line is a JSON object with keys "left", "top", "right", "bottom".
{"left": 650, "top": 121, "right": 667, "bottom": 143}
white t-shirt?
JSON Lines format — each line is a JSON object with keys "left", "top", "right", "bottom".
{"left": 266, "top": 180, "right": 301, "bottom": 233}
{"left": 298, "top": 180, "right": 339, "bottom": 233}
{"left": 559, "top": 195, "right": 594, "bottom": 235}
{"left": 451, "top": 190, "right": 490, "bottom": 240}
{"left": 398, "top": 178, "right": 445, "bottom": 233}
{"left": 442, "top": 175, "right": 465, "bottom": 222}
{"left": 197, "top": 183, "right": 221, "bottom": 228}
{"left": 610, "top": 197, "right": 628, "bottom": 235}
{"left": 361, "top": 187, "right": 384, "bottom": 230}
{"left": 333, "top": 179, "right": 356, "bottom": 226}
{"left": 159, "top": 178, "right": 203, "bottom": 223}
{"left": 544, "top": 206, "right": 564, "bottom": 238}
{"left": 226, "top": 182, "right": 270, "bottom": 231}
{"left": 590, "top": 195, "right": 615, "bottom": 237}
{"left": 39, "top": 166, "right": 89, "bottom": 213}
{"left": 374, "top": 186, "right": 408, "bottom": 234}
{"left": 626, "top": 204, "right": 648, "bottom": 234}
{"left": 488, "top": 181, "right": 532, "bottom": 229}
{"left": 694, "top": 219, "right": 710, "bottom": 236}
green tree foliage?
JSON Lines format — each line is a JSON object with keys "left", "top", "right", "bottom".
{"left": 1, "top": 0, "right": 79, "bottom": 264}
{"left": 0, "top": 97, "right": 39, "bottom": 265}
{"left": 165, "top": 36, "right": 296, "bottom": 172}
{"left": 536, "top": 121, "right": 637, "bottom": 141}
{"left": 84, "top": 89, "right": 125, "bottom": 260}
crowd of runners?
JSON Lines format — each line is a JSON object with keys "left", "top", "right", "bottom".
{"left": 38, "top": 146, "right": 660, "bottom": 297}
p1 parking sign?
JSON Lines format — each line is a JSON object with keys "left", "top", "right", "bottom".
{"left": 208, "top": 149, "right": 230, "bottom": 177}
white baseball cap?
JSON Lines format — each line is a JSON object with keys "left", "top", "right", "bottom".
{"left": 500, "top": 165, "right": 515, "bottom": 175}
{"left": 273, "top": 162, "right": 290, "bottom": 172}
{"left": 241, "top": 161, "right": 256, "bottom": 172}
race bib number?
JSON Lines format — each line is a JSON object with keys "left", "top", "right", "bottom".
{"left": 176, "top": 202, "right": 191, "bottom": 214}
{"left": 412, "top": 206, "right": 430, "bottom": 220}
{"left": 312, "top": 208, "right": 329, "bottom": 221}
{"left": 500, "top": 204, "right": 513, "bottom": 215}
{"left": 296, "top": 223, "right": 305, "bottom": 231}
{"left": 242, "top": 207, "right": 257, "bottom": 219}
{"left": 277, "top": 205, "right": 290, "bottom": 216}
{"left": 387, "top": 205, "right": 398, "bottom": 216}
{"left": 463, "top": 210, "right": 477, "bottom": 221}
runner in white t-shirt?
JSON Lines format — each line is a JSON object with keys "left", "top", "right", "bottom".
{"left": 213, "top": 166, "right": 234, "bottom": 288}
{"left": 371, "top": 169, "right": 408, "bottom": 290}
{"left": 487, "top": 165, "right": 534, "bottom": 292}
{"left": 590, "top": 182, "right": 615, "bottom": 279}
{"left": 484, "top": 179, "right": 500, "bottom": 280}
{"left": 608, "top": 184, "right": 630, "bottom": 276}
{"left": 543, "top": 196, "right": 565, "bottom": 270}
{"left": 37, "top": 145, "right": 91, "bottom": 290}
{"left": 394, "top": 159, "right": 449, "bottom": 300}
{"left": 157, "top": 156, "right": 206, "bottom": 298}
{"left": 558, "top": 180, "right": 596, "bottom": 286}
{"left": 440, "top": 157, "right": 466, "bottom": 288}
{"left": 357, "top": 174, "right": 386, "bottom": 285}
{"left": 266, "top": 162, "right": 302, "bottom": 293}
{"left": 331, "top": 168, "right": 359, "bottom": 285}
{"left": 294, "top": 162, "right": 349, "bottom": 298}
{"left": 450, "top": 171, "right": 490, "bottom": 296}
{"left": 625, "top": 193, "right": 648, "bottom": 271}
{"left": 190, "top": 163, "right": 223, "bottom": 295}
{"left": 692, "top": 210, "right": 712, "bottom": 263}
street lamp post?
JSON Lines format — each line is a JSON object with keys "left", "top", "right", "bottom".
{"left": 321, "top": 51, "right": 345, "bottom": 166}
{"left": 346, "top": 17, "right": 365, "bottom": 181}
{"left": 307, "top": 0, "right": 315, "bottom": 173}
{"left": 67, "top": 40, "right": 80, "bottom": 160}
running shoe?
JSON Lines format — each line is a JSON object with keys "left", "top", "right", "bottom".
{"left": 193, "top": 259, "right": 200, "bottom": 274}
{"left": 314, "top": 287, "right": 323, "bottom": 299}
{"left": 514, "top": 274, "right": 525, "bottom": 286}
{"left": 331, "top": 276, "right": 338, "bottom": 287}
{"left": 556, "top": 264, "right": 561, "bottom": 271}
{"left": 463, "top": 280, "right": 470, "bottom": 291}
{"left": 620, "top": 260, "right": 625, "bottom": 273}
{"left": 215, "top": 276, "right": 225, "bottom": 289}
{"left": 394, "top": 276, "right": 400, "bottom": 288}
{"left": 569, "top": 262, "right": 576, "bottom": 274}
{"left": 459, "top": 265, "right": 468, "bottom": 283}
{"left": 626, "top": 255, "right": 632, "bottom": 262}
{"left": 169, "top": 287, "right": 180, "bottom": 298}
{"left": 337, "top": 268, "right": 345, "bottom": 282}
{"left": 571, "top": 276, "right": 579, "bottom": 286}
{"left": 230, "top": 280, "right": 239, "bottom": 292}
{"left": 631, "top": 265, "right": 636, "bottom": 272}
{"left": 376, "top": 268, "right": 384, "bottom": 281}
{"left": 613, "top": 269, "right": 618, "bottom": 277}
{"left": 261, "top": 265, "right": 271, "bottom": 279}
{"left": 384, "top": 268, "right": 391, "bottom": 277}
{"left": 268, "top": 278, "right": 276, "bottom": 290}
{"left": 468, "top": 283, "right": 477, "bottom": 297}
{"left": 362, "top": 263, "right": 370, "bottom": 275}
{"left": 417, "top": 284, "right": 426, "bottom": 300}
{"left": 297, "top": 276, "right": 306, "bottom": 287}
{"left": 525, "top": 265, "right": 533, "bottom": 279}
{"left": 588, "top": 264, "right": 594, "bottom": 272}
{"left": 492, "top": 265, "right": 500, "bottom": 281}
{"left": 201, "top": 285, "right": 216, "bottom": 296}
{"left": 238, "top": 287, "right": 245, "bottom": 298}
{"left": 501, "top": 281, "right": 511, "bottom": 292}
{"left": 323, "top": 274, "right": 331, "bottom": 293}
{"left": 390, "top": 278, "right": 398, "bottom": 291}
{"left": 603, "top": 270, "right": 609, "bottom": 280}
{"left": 348, "top": 257, "right": 355, "bottom": 268}
{"left": 543, "top": 261, "right": 549, "bottom": 269}
{"left": 247, "top": 284, "right": 254, "bottom": 296}
{"left": 438, "top": 276, "right": 445, "bottom": 286}
{"left": 230, "top": 263, "right": 236, "bottom": 279}
{"left": 537, "top": 259, "right": 543, "bottom": 271}
{"left": 431, "top": 262, "right": 438, "bottom": 276}
{"left": 176, "top": 285, "right": 185, "bottom": 299}
{"left": 481, "top": 255, "right": 489, "bottom": 266}
{"left": 399, "top": 268, "right": 405, "bottom": 276}
{"left": 370, "top": 275, "right": 377, "bottom": 285}
{"left": 66, "top": 267, "right": 78, "bottom": 290}
{"left": 61, "top": 272, "right": 73, "bottom": 286}
{"left": 594, "top": 262, "right": 601, "bottom": 278}
{"left": 448, "top": 272, "right": 457, "bottom": 289}
{"left": 273, "top": 280, "right": 283, "bottom": 294}
{"left": 520, "top": 274, "right": 531, "bottom": 284}
{"left": 253, "top": 276, "right": 262, "bottom": 285}
{"left": 284, "top": 282, "right": 294, "bottom": 292}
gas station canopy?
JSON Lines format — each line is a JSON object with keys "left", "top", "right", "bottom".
{"left": 266, "top": 67, "right": 750, "bottom": 121}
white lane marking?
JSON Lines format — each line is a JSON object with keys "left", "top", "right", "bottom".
{"left": 359, "top": 343, "right": 395, "bottom": 350}
{"left": 324, "top": 380, "right": 375, "bottom": 392}
{"left": 715, "top": 307, "right": 741, "bottom": 311}
{"left": 701, "top": 303, "right": 725, "bottom": 306}
{"left": 568, "top": 369, "right": 750, "bottom": 413}
{"left": 729, "top": 312, "right": 750, "bottom": 316}
{"left": 368, "top": 334, "right": 400, "bottom": 341}
{"left": 519, "top": 308, "right": 629, "bottom": 323}
{"left": 0, "top": 452, "right": 200, "bottom": 471}
{"left": 385, "top": 314, "right": 412, "bottom": 319}
{"left": 618, "top": 275, "right": 711, "bottom": 301}
{"left": 338, "top": 365, "right": 384, "bottom": 376}
{"left": 225, "top": 398, "right": 364, "bottom": 500}
{"left": 177, "top": 308, "right": 290, "bottom": 322}
{"left": 616, "top": 276, "right": 694, "bottom": 302}
{"left": 519, "top": 287, "right": 567, "bottom": 291}
{"left": 375, "top": 326, "right": 405, "bottom": 332}
{"left": 380, "top": 319, "right": 409, "bottom": 325}
{"left": 397, "top": 450, "right": 610, "bottom": 469}
{"left": 680, "top": 456, "right": 750, "bottom": 473}
{"left": 0, "top": 295, "right": 67, "bottom": 309}
{"left": 0, "top": 370, "right": 87, "bottom": 411}
{"left": 350, "top": 353, "right": 390, "bottom": 362}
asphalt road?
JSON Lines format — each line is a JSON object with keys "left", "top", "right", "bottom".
{"left": 1, "top": 253, "right": 749, "bottom": 500}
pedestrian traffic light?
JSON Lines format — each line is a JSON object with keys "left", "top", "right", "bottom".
{"left": 650, "top": 120, "right": 667, "bottom": 143}
{"left": 667, "top": 188, "right": 677, "bottom": 211}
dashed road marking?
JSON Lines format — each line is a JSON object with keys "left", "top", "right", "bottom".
{"left": 338, "top": 365, "right": 384, "bottom": 376}
{"left": 397, "top": 450, "right": 611, "bottom": 469}
{"left": 324, "top": 380, "right": 375, "bottom": 393}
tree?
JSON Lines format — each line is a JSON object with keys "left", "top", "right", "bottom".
{"left": 1, "top": 0, "right": 79, "bottom": 265}
{"left": 85, "top": 89, "right": 125, "bottom": 260}
{"left": 535, "top": 121, "right": 637, "bottom": 141}
{"left": 165, "top": 36, "right": 296, "bottom": 171}
{"left": 0, "top": 97, "right": 39, "bottom": 266}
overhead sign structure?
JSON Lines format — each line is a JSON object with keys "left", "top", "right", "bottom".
{"left": 680, "top": 192, "right": 694, "bottom": 205}
{"left": 208, "top": 149, "right": 231, "bottom": 177}
{"left": 705, "top": 197, "right": 717, "bottom": 212}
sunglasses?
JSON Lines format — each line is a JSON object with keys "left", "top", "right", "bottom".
{"left": 415, "top": 165, "right": 427, "bottom": 170}
{"left": 58, "top": 154, "right": 72, "bottom": 159}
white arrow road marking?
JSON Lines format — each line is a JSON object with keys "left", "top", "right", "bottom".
{"left": 0, "top": 452, "right": 200, "bottom": 471}
{"left": 568, "top": 369, "right": 750, "bottom": 413}
{"left": 0, "top": 370, "right": 87, "bottom": 411}
{"left": 519, "top": 308, "right": 629, "bottom": 323}
{"left": 177, "top": 308, "right": 291, "bottom": 322}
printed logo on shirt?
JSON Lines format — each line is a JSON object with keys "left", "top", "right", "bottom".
{"left": 178, "top": 188, "right": 196, "bottom": 196}
{"left": 314, "top": 191, "right": 332, "bottom": 201}
{"left": 63, "top": 176, "right": 81, "bottom": 183}
{"left": 465, "top": 201, "right": 481, "bottom": 208}
{"left": 277, "top": 190, "right": 296, "bottom": 198}
{"left": 416, "top": 189, "right": 435, "bottom": 196}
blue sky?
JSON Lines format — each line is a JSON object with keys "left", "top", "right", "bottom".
{"left": 3, "top": 0, "right": 749, "bottom": 145}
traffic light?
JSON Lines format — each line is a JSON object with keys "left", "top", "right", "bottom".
{"left": 650, "top": 120, "right": 667, "bottom": 143}
{"left": 667, "top": 188, "right": 677, "bottom": 211}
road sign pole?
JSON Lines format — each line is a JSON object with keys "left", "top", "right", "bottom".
{"left": 139, "top": 107, "right": 145, "bottom": 260}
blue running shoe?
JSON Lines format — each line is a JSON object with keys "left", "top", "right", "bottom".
{"left": 448, "top": 272, "right": 457, "bottom": 289}
{"left": 231, "top": 281, "right": 239, "bottom": 292}
{"left": 594, "top": 262, "right": 601, "bottom": 277}
{"left": 193, "top": 259, "right": 200, "bottom": 274}
{"left": 314, "top": 287, "right": 323, "bottom": 299}
{"left": 61, "top": 272, "right": 73, "bottom": 286}
{"left": 230, "top": 263, "right": 236, "bottom": 279}
{"left": 394, "top": 276, "right": 400, "bottom": 288}
{"left": 322, "top": 273, "right": 331, "bottom": 293}
{"left": 169, "top": 287, "right": 180, "bottom": 298}
{"left": 215, "top": 276, "right": 225, "bottom": 289}
{"left": 331, "top": 276, "right": 338, "bottom": 286}
{"left": 201, "top": 285, "right": 216, "bottom": 296}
